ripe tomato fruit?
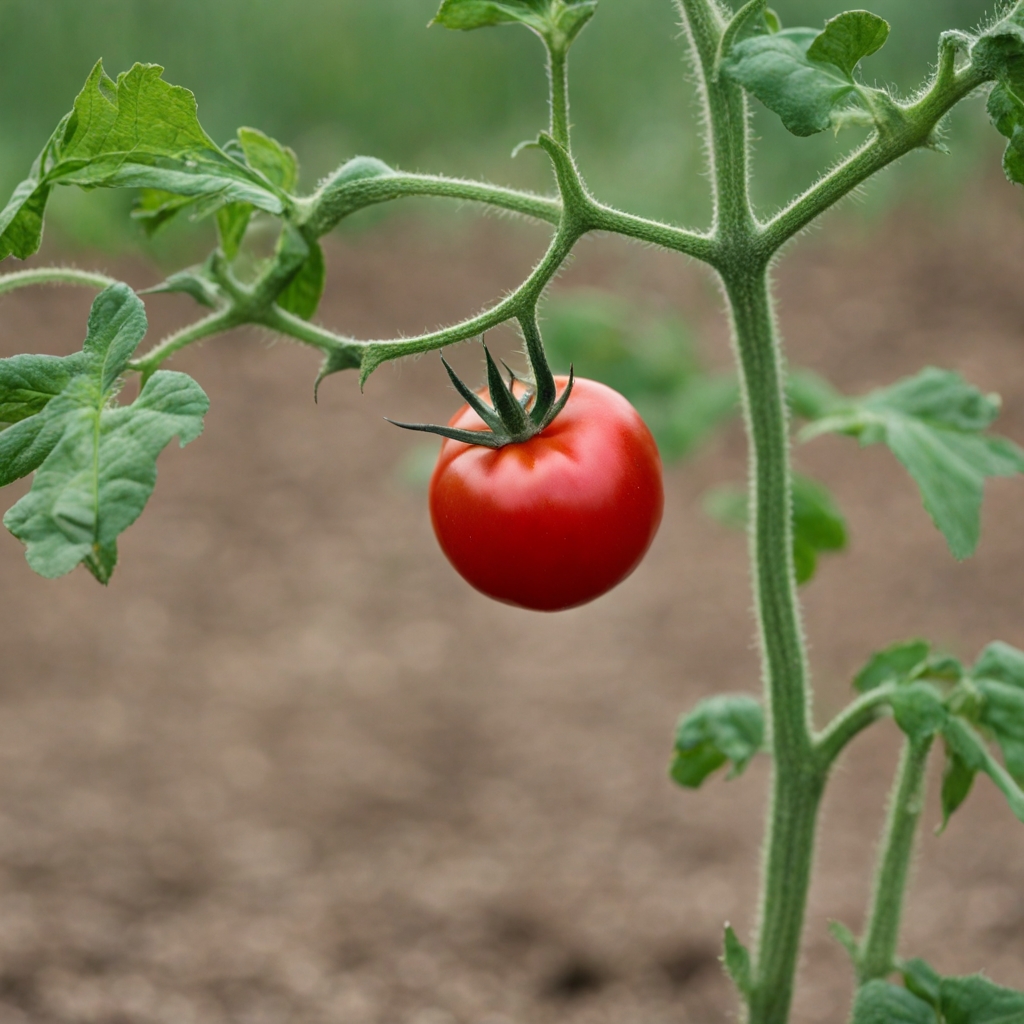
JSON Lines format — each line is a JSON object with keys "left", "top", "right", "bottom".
{"left": 428, "top": 376, "right": 664, "bottom": 611}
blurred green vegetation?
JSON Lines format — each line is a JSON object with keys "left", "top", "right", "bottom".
{"left": 0, "top": 0, "right": 1000, "bottom": 252}
{"left": 542, "top": 290, "right": 737, "bottom": 461}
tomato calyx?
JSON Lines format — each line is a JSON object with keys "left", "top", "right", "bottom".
{"left": 388, "top": 343, "right": 575, "bottom": 449}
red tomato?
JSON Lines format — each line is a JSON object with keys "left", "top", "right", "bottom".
{"left": 428, "top": 376, "right": 664, "bottom": 611}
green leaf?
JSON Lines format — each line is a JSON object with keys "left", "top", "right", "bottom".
{"left": 806, "top": 11, "right": 890, "bottom": 79}
{"left": 432, "top": 0, "right": 597, "bottom": 47}
{"left": 970, "top": 9, "right": 1024, "bottom": 81}
{"left": 890, "top": 682, "right": 946, "bottom": 743}
{"left": 851, "top": 980, "right": 938, "bottom": 1024}
{"left": 237, "top": 127, "right": 298, "bottom": 193}
{"left": 216, "top": 203, "right": 254, "bottom": 260}
{"left": 0, "top": 61, "right": 285, "bottom": 260}
{"left": 670, "top": 694, "right": 764, "bottom": 788}
{"left": 942, "top": 716, "right": 1024, "bottom": 824}
{"left": 940, "top": 975, "right": 1024, "bottom": 1024}
{"left": 0, "top": 284, "right": 208, "bottom": 582}
{"left": 975, "top": 680, "right": 1024, "bottom": 787}
{"left": 705, "top": 473, "right": 847, "bottom": 585}
{"left": 132, "top": 189, "right": 199, "bottom": 237}
{"left": 900, "top": 959, "right": 942, "bottom": 1009}
{"left": 791, "top": 473, "right": 847, "bottom": 582}
{"left": 720, "top": 11, "right": 890, "bottom": 137}
{"left": 854, "top": 639, "right": 931, "bottom": 694}
{"left": 0, "top": 352, "right": 89, "bottom": 425}
{"left": 972, "top": 643, "right": 1024, "bottom": 785}
{"left": 973, "top": 641, "right": 1024, "bottom": 689}
{"left": 940, "top": 746, "right": 976, "bottom": 830}
{"left": 277, "top": 238, "right": 326, "bottom": 321}
{"left": 723, "top": 925, "right": 753, "bottom": 997}
{"left": 802, "top": 368, "right": 1024, "bottom": 560}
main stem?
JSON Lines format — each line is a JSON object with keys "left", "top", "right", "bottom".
{"left": 858, "top": 736, "right": 933, "bottom": 982}
{"left": 674, "top": 2, "right": 822, "bottom": 1020}
{"left": 726, "top": 267, "right": 821, "bottom": 1024}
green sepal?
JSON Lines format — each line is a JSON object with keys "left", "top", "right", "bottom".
{"left": 432, "top": 0, "right": 597, "bottom": 50}
{"left": 853, "top": 640, "right": 931, "bottom": 693}
{"left": 802, "top": 368, "right": 1024, "bottom": 560}
{"left": 720, "top": 11, "right": 891, "bottom": 137}
{"left": 0, "top": 62, "right": 285, "bottom": 260}
{"left": 0, "top": 284, "right": 208, "bottom": 582}
{"left": 441, "top": 354, "right": 503, "bottom": 433}
{"left": 484, "top": 344, "right": 530, "bottom": 435}
{"left": 851, "top": 980, "right": 938, "bottom": 1024}
{"left": 670, "top": 694, "right": 764, "bottom": 789}
{"left": 722, "top": 925, "right": 753, "bottom": 998}
{"left": 387, "top": 339, "right": 574, "bottom": 450}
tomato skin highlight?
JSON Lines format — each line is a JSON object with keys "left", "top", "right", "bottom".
{"left": 428, "top": 376, "right": 664, "bottom": 611}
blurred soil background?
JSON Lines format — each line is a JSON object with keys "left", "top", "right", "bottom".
{"left": 0, "top": 184, "right": 1022, "bottom": 1024}
{"left": 0, "top": 0, "right": 1023, "bottom": 1022}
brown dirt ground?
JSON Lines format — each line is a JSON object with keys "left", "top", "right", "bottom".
{"left": 0, "top": 182, "right": 1023, "bottom": 1024}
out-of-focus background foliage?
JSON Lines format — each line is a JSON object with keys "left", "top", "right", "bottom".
{"left": 0, "top": 0, "right": 997, "bottom": 250}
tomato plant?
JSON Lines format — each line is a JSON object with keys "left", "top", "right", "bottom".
{"left": 2, "top": 1, "right": 1024, "bottom": 1021}
{"left": 428, "top": 375, "right": 663, "bottom": 611}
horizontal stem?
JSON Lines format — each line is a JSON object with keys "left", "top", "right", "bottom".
{"left": 261, "top": 305, "right": 362, "bottom": 368}
{"left": 587, "top": 202, "right": 717, "bottom": 263}
{"left": 304, "top": 173, "right": 563, "bottom": 237}
{"left": 0, "top": 267, "right": 118, "bottom": 294}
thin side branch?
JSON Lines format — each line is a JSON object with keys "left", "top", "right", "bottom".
{"left": 587, "top": 203, "right": 717, "bottom": 262}
{"left": 302, "top": 173, "right": 563, "bottom": 238}
{"left": 760, "top": 60, "right": 990, "bottom": 254}
{"left": 0, "top": 267, "right": 119, "bottom": 294}
{"left": 814, "top": 685, "right": 898, "bottom": 770}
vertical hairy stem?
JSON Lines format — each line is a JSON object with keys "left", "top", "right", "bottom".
{"left": 676, "top": 3, "right": 820, "bottom": 1021}
{"left": 676, "top": 0, "right": 753, "bottom": 236}
{"left": 858, "top": 736, "right": 934, "bottom": 982}
{"left": 726, "top": 268, "right": 821, "bottom": 1024}
{"left": 548, "top": 46, "right": 570, "bottom": 148}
